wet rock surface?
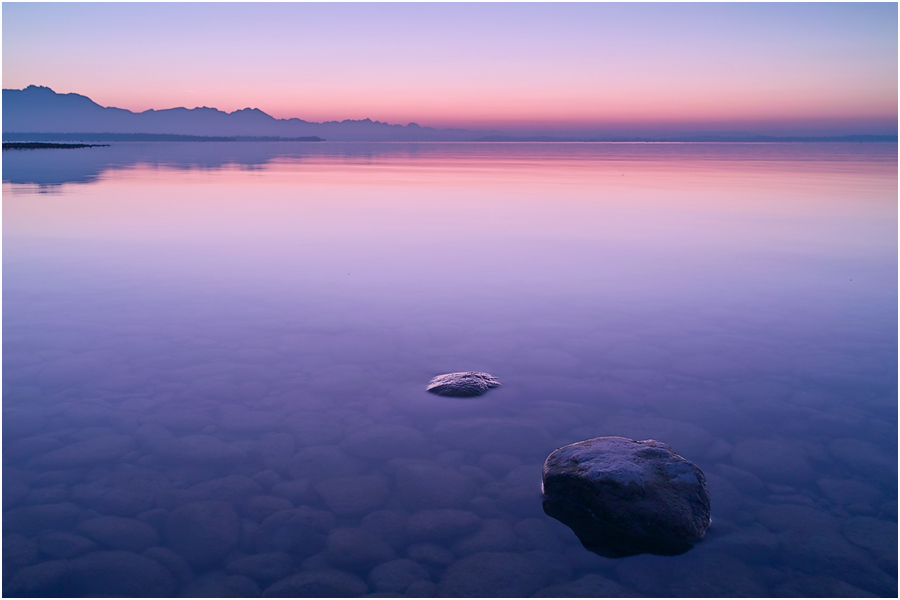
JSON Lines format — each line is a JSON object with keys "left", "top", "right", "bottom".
{"left": 426, "top": 372, "right": 500, "bottom": 397}
{"left": 542, "top": 436, "right": 710, "bottom": 557}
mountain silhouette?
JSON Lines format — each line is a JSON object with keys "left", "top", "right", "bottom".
{"left": 2, "top": 86, "right": 483, "bottom": 141}
{"left": 4, "top": 86, "right": 895, "bottom": 143}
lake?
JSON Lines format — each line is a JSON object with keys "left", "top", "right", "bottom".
{"left": 3, "top": 142, "right": 897, "bottom": 597}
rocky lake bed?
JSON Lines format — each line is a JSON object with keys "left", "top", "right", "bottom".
{"left": 3, "top": 142, "right": 897, "bottom": 596}
{"left": 3, "top": 323, "right": 896, "bottom": 597}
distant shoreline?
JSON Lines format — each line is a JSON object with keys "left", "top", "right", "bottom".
{"left": 3, "top": 132, "right": 896, "bottom": 144}
{"left": 2, "top": 142, "right": 109, "bottom": 150}
{"left": 2, "top": 133, "right": 324, "bottom": 143}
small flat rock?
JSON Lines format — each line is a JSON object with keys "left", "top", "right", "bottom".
{"left": 426, "top": 372, "right": 500, "bottom": 397}
{"left": 76, "top": 516, "right": 160, "bottom": 552}
{"left": 163, "top": 500, "right": 241, "bottom": 569}
{"left": 264, "top": 569, "right": 368, "bottom": 597}
{"left": 542, "top": 436, "right": 710, "bottom": 557}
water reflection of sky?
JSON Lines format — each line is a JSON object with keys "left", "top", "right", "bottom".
{"left": 3, "top": 142, "right": 897, "bottom": 597}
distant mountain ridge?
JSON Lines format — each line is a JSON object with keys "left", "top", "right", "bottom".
{"left": 3, "top": 85, "right": 897, "bottom": 143}
{"left": 2, "top": 85, "right": 482, "bottom": 141}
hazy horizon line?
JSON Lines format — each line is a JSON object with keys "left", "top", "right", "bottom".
{"left": 5, "top": 85, "right": 898, "bottom": 140}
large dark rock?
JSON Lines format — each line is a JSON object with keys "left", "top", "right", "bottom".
{"left": 541, "top": 436, "right": 710, "bottom": 558}
{"left": 426, "top": 372, "right": 500, "bottom": 397}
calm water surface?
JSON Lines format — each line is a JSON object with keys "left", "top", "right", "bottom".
{"left": 3, "top": 142, "right": 897, "bottom": 597}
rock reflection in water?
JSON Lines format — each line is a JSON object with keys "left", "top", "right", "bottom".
{"left": 543, "top": 498, "right": 694, "bottom": 558}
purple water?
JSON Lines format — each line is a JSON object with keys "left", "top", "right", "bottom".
{"left": 3, "top": 142, "right": 897, "bottom": 597}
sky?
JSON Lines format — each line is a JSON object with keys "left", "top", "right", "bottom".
{"left": 3, "top": 3, "right": 898, "bottom": 136}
